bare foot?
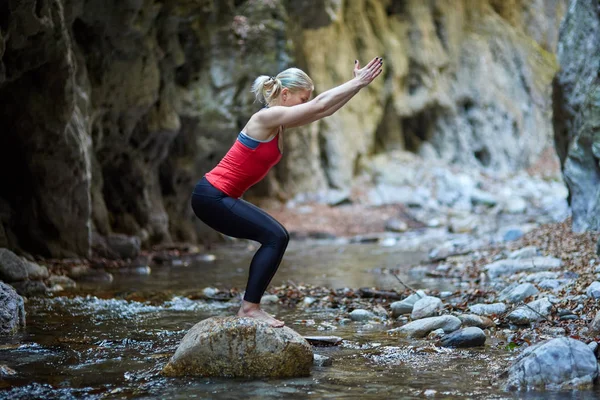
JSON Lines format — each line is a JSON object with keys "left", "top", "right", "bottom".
{"left": 237, "top": 301, "right": 285, "bottom": 328}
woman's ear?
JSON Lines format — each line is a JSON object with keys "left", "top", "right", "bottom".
{"left": 281, "top": 87, "right": 289, "bottom": 101}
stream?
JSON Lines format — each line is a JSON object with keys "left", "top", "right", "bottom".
{"left": 1, "top": 240, "right": 598, "bottom": 399}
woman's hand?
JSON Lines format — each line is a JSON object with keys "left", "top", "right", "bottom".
{"left": 353, "top": 57, "right": 383, "bottom": 88}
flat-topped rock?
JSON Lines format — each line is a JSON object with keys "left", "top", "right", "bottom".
{"left": 162, "top": 317, "right": 313, "bottom": 378}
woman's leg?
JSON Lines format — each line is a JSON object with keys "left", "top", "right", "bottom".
{"left": 191, "top": 183, "right": 289, "bottom": 326}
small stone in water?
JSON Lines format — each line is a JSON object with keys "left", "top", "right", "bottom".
{"left": 350, "top": 309, "right": 376, "bottom": 322}
{"left": 440, "top": 327, "right": 486, "bottom": 348}
{"left": 202, "top": 287, "right": 218, "bottom": 297}
{"left": 313, "top": 354, "right": 333, "bottom": 367}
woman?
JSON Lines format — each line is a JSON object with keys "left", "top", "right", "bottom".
{"left": 191, "top": 57, "right": 384, "bottom": 327}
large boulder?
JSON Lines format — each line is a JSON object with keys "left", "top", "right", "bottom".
{"left": 553, "top": 0, "right": 600, "bottom": 232}
{"left": 0, "top": 248, "right": 28, "bottom": 282}
{"left": 162, "top": 317, "right": 313, "bottom": 378}
{"left": 504, "top": 337, "right": 598, "bottom": 390}
{"left": 0, "top": 282, "right": 26, "bottom": 334}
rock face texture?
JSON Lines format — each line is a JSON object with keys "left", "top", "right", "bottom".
{"left": 162, "top": 317, "right": 313, "bottom": 378}
{"left": 553, "top": 0, "right": 600, "bottom": 233}
{"left": 0, "top": 1, "right": 568, "bottom": 256}
{"left": 0, "top": 282, "right": 26, "bottom": 334}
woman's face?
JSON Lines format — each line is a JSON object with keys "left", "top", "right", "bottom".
{"left": 281, "top": 89, "right": 312, "bottom": 107}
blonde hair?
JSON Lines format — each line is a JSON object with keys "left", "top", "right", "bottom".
{"left": 251, "top": 67, "right": 314, "bottom": 106}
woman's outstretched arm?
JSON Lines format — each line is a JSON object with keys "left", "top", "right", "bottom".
{"left": 256, "top": 57, "right": 383, "bottom": 129}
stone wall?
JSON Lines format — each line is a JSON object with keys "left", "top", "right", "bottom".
{"left": 0, "top": 0, "right": 568, "bottom": 257}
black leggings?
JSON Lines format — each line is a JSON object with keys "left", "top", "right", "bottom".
{"left": 191, "top": 177, "right": 289, "bottom": 303}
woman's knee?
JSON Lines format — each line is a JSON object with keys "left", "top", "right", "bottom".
{"left": 268, "top": 225, "right": 289, "bottom": 249}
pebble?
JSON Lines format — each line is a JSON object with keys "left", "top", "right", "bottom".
{"left": 350, "top": 309, "right": 376, "bottom": 322}
{"left": 440, "top": 327, "right": 486, "bottom": 348}
{"left": 411, "top": 296, "right": 443, "bottom": 319}
{"left": 469, "top": 303, "right": 506, "bottom": 316}
{"left": 585, "top": 282, "right": 600, "bottom": 299}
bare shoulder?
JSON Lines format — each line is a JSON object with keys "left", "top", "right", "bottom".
{"left": 243, "top": 110, "right": 277, "bottom": 141}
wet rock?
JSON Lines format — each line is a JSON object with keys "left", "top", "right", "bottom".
{"left": 304, "top": 336, "right": 342, "bottom": 346}
{"left": 24, "top": 261, "right": 48, "bottom": 280}
{"left": 46, "top": 275, "right": 77, "bottom": 289}
{"left": 506, "top": 298, "right": 552, "bottom": 325}
{"left": 508, "top": 246, "right": 539, "bottom": 259}
{"left": 484, "top": 257, "right": 562, "bottom": 279}
{"left": 585, "top": 282, "right": 600, "bottom": 299}
{"left": 0, "top": 248, "right": 28, "bottom": 282}
{"left": 350, "top": 309, "right": 376, "bottom": 322}
{"left": 67, "top": 266, "right": 113, "bottom": 282}
{"left": 162, "top": 317, "right": 312, "bottom": 378}
{"left": 0, "top": 282, "right": 25, "bottom": 334}
{"left": 469, "top": 303, "right": 506, "bottom": 316}
{"left": 498, "top": 283, "right": 539, "bottom": 303}
{"left": 411, "top": 296, "right": 443, "bottom": 319}
{"left": 390, "top": 290, "right": 426, "bottom": 317}
{"left": 10, "top": 280, "right": 48, "bottom": 296}
{"left": 440, "top": 327, "right": 486, "bottom": 348}
{"left": 313, "top": 354, "right": 332, "bottom": 367}
{"left": 389, "top": 315, "right": 461, "bottom": 338}
{"left": 260, "top": 295, "right": 279, "bottom": 304}
{"left": 504, "top": 338, "right": 598, "bottom": 390}
{"left": 106, "top": 234, "right": 141, "bottom": 260}
{"left": 0, "top": 364, "right": 16, "bottom": 377}
{"left": 457, "top": 314, "right": 494, "bottom": 329}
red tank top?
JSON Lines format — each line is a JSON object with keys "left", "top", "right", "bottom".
{"left": 205, "top": 131, "right": 283, "bottom": 198}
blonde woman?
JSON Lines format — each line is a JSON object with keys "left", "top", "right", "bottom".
{"left": 192, "top": 57, "right": 383, "bottom": 327}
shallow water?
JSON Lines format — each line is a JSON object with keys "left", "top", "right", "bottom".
{"left": 1, "top": 240, "right": 599, "bottom": 399}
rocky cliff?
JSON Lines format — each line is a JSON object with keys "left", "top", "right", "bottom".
{"left": 553, "top": 0, "right": 600, "bottom": 233}
{"left": 0, "top": 0, "right": 568, "bottom": 258}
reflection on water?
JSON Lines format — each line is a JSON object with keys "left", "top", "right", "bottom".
{"left": 1, "top": 241, "right": 599, "bottom": 399}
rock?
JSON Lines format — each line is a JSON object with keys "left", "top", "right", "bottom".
{"left": 411, "top": 296, "right": 443, "bottom": 319}
{"left": 303, "top": 336, "right": 342, "bottom": 346}
{"left": 469, "top": 303, "right": 506, "bottom": 316}
{"left": 0, "top": 282, "right": 26, "bottom": 334}
{"left": 385, "top": 218, "right": 408, "bottom": 233}
{"left": 508, "top": 246, "right": 539, "bottom": 259}
{"left": 498, "top": 283, "right": 539, "bottom": 304}
{"left": 0, "top": 248, "right": 28, "bottom": 282}
{"left": 313, "top": 354, "right": 332, "bottom": 367}
{"left": 162, "top": 317, "right": 313, "bottom": 378}
{"left": 538, "top": 279, "right": 562, "bottom": 291}
{"left": 502, "top": 229, "right": 524, "bottom": 242}
{"left": 484, "top": 257, "right": 562, "bottom": 279}
{"left": 504, "top": 196, "right": 527, "bottom": 214}
{"left": 506, "top": 298, "right": 553, "bottom": 325}
{"left": 440, "top": 327, "right": 486, "bottom": 348}
{"left": 67, "top": 266, "right": 113, "bottom": 282}
{"left": 302, "top": 297, "right": 316, "bottom": 306}
{"left": 588, "top": 311, "right": 600, "bottom": 335}
{"left": 46, "top": 275, "right": 77, "bottom": 289}
{"left": 390, "top": 290, "right": 426, "bottom": 317}
{"left": 457, "top": 314, "right": 494, "bottom": 329}
{"left": 350, "top": 309, "right": 376, "bottom": 322}
{"left": 504, "top": 338, "right": 598, "bottom": 390}
{"left": 470, "top": 189, "right": 497, "bottom": 207}
{"left": 24, "top": 261, "right": 49, "bottom": 280}
{"left": 260, "top": 294, "right": 279, "bottom": 304}
{"left": 427, "top": 328, "right": 445, "bottom": 339}
{"left": 585, "top": 282, "right": 600, "bottom": 299}
{"left": 202, "top": 287, "right": 218, "bottom": 298}
{"left": 10, "top": 280, "right": 48, "bottom": 296}
{"left": 522, "top": 271, "right": 560, "bottom": 283}
{"left": 389, "top": 315, "right": 461, "bottom": 338}
{"left": 106, "top": 234, "right": 141, "bottom": 260}
{"left": 0, "top": 364, "right": 17, "bottom": 377}
{"left": 588, "top": 342, "right": 598, "bottom": 356}
{"left": 553, "top": 0, "right": 600, "bottom": 233}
